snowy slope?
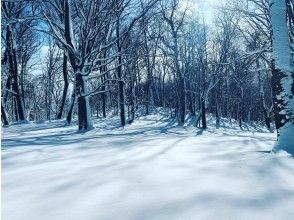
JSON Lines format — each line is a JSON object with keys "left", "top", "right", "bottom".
{"left": 2, "top": 113, "right": 294, "bottom": 220}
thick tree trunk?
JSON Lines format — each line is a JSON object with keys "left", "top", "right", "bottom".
{"left": 76, "top": 73, "right": 93, "bottom": 131}
{"left": 270, "top": 0, "right": 294, "bottom": 154}
{"left": 3, "top": 3, "right": 25, "bottom": 122}
{"left": 12, "top": 54, "right": 24, "bottom": 121}
{"left": 57, "top": 52, "right": 69, "bottom": 119}
{"left": 8, "top": 33, "right": 25, "bottom": 121}
{"left": 64, "top": 0, "right": 93, "bottom": 131}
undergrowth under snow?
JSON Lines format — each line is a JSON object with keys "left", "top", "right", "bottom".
{"left": 2, "top": 111, "right": 294, "bottom": 220}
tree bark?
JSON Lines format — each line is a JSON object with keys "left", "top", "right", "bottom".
{"left": 116, "top": 17, "right": 126, "bottom": 126}
{"left": 6, "top": 24, "right": 25, "bottom": 121}
{"left": 57, "top": 52, "right": 69, "bottom": 119}
{"left": 66, "top": 91, "right": 75, "bottom": 125}
{"left": 270, "top": 0, "right": 294, "bottom": 154}
{"left": 1, "top": 101, "right": 9, "bottom": 126}
{"left": 201, "top": 97, "right": 207, "bottom": 129}
{"left": 76, "top": 73, "right": 93, "bottom": 131}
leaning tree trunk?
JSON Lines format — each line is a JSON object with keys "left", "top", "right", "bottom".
{"left": 270, "top": 0, "right": 294, "bottom": 154}
{"left": 57, "top": 52, "right": 69, "bottom": 119}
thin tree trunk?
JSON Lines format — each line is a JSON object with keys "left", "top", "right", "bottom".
{"left": 1, "top": 101, "right": 9, "bottom": 126}
{"left": 66, "top": 91, "right": 75, "bottom": 125}
{"left": 179, "top": 76, "right": 186, "bottom": 124}
{"left": 101, "top": 66, "right": 107, "bottom": 118}
{"left": 116, "top": 17, "right": 126, "bottom": 126}
{"left": 57, "top": 52, "right": 69, "bottom": 119}
{"left": 201, "top": 97, "right": 207, "bottom": 129}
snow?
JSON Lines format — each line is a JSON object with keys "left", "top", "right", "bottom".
{"left": 2, "top": 113, "right": 294, "bottom": 220}
{"left": 273, "top": 122, "right": 294, "bottom": 155}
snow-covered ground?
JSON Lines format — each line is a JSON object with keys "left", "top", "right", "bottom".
{"left": 2, "top": 112, "right": 294, "bottom": 220}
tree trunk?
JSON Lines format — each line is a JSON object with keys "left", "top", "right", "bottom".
{"left": 270, "top": 0, "right": 294, "bottom": 154}
{"left": 116, "top": 18, "right": 126, "bottom": 126}
{"left": 4, "top": 75, "right": 11, "bottom": 105}
{"left": 101, "top": 66, "right": 107, "bottom": 118}
{"left": 1, "top": 101, "right": 9, "bottom": 126}
{"left": 118, "top": 75, "right": 126, "bottom": 126}
{"left": 201, "top": 97, "right": 207, "bottom": 129}
{"left": 66, "top": 91, "right": 75, "bottom": 125}
{"left": 57, "top": 52, "right": 69, "bottom": 119}
{"left": 128, "top": 63, "right": 136, "bottom": 124}
{"left": 3, "top": 3, "right": 25, "bottom": 122}
{"left": 145, "top": 80, "right": 151, "bottom": 115}
{"left": 102, "top": 91, "right": 106, "bottom": 118}
{"left": 238, "top": 102, "right": 242, "bottom": 128}
{"left": 6, "top": 25, "right": 25, "bottom": 121}
{"left": 216, "top": 103, "right": 220, "bottom": 128}
{"left": 178, "top": 76, "right": 186, "bottom": 125}
{"left": 76, "top": 73, "right": 93, "bottom": 131}
{"left": 47, "top": 69, "right": 52, "bottom": 120}
{"left": 13, "top": 98, "right": 19, "bottom": 121}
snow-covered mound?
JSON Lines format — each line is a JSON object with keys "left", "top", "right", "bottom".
{"left": 2, "top": 112, "right": 294, "bottom": 220}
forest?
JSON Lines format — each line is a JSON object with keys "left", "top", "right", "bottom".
{"left": 1, "top": 0, "right": 294, "bottom": 220}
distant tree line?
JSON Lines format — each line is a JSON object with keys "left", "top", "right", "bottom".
{"left": 1, "top": 0, "right": 293, "bottom": 152}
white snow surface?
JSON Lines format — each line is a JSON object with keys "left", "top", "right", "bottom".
{"left": 2, "top": 112, "right": 294, "bottom": 220}
{"left": 273, "top": 122, "right": 294, "bottom": 155}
